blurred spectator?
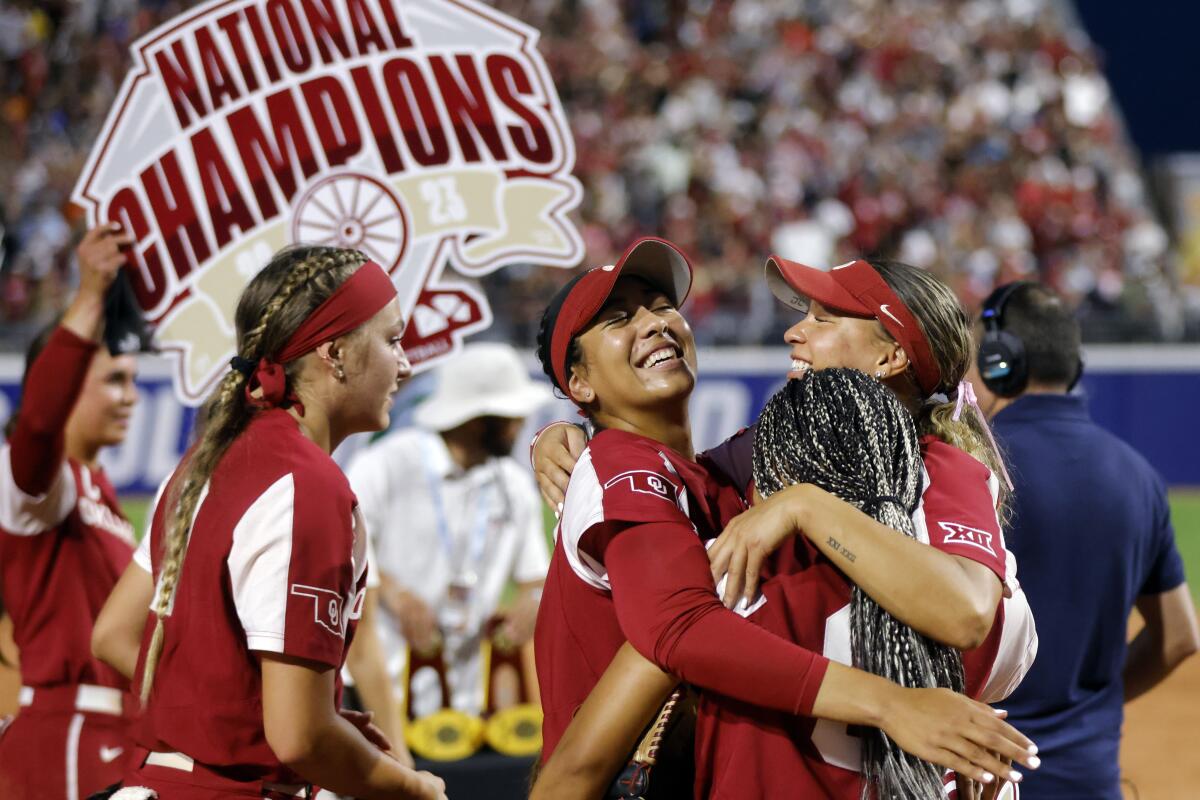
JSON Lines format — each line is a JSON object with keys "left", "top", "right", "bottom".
{"left": 2, "top": 0, "right": 1194, "bottom": 348}
{"left": 345, "top": 343, "right": 552, "bottom": 717}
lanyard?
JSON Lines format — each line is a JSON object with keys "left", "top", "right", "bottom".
{"left": 420, "top": 437, "right": 492, "bottom": 581}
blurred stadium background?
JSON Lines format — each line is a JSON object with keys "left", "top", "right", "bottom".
{"left": 1, "top": 0, "right": 1198, "bottom": 796}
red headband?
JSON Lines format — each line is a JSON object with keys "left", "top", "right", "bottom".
{"left": 242, "top": 260, "right": 397, "bottom": 413}
{"left": 765, "top": 257, "right": 941, "bottom": 396}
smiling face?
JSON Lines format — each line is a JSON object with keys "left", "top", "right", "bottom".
{"left": 339, "top": 297, "right": 411, "bottom": 433}
{"left": 65, "top": 350, "right": 139, "bottom": 449}
{"left": 568, "top": 276, "right": 697, "bottom": 417}
{"left": 784, "top": 299, "right": 908, "bottom": 381}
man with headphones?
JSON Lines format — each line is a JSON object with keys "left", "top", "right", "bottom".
{"left": 969, "top": 281, "right": 1199, "bottom": 799}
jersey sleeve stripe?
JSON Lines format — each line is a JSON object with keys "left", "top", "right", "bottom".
{"left": 228, "top": 474, "right": 296, "bottom": 653}
{"left": 560, "top": 450, "right": 610, "bottom": 590}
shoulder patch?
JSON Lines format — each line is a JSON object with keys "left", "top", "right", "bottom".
{"left": 936, "top": 521, "right": 997, "bottom": 557}
{"left": 603, "top": 470, "right": 680, "bottom": 504}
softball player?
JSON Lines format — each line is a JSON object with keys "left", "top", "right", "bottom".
{"left": 117, "top": 246, "right": 444, "bottom": 799}
{"left": 531, "top": 254, "right": 1038, "bottom": 797}
{"left": 0, "top": 225, "right": 139, "bottom": 800}
{"left": 529, "top": 238, "right": 1036, "bottom": 798}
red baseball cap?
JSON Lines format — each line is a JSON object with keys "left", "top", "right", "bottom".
{"left": 549, "top": 237, "right": 693, "bottom": 396}
{"left": 765, "top": 256, "right": 941, "bottom": 396}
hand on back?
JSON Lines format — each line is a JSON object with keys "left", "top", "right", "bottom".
{"left": 707, "top": 484, "right": 809, "bottom": 607}
{"left": 881, "top": 686, "right": 1038, "bottom": 788}
{"left": 531, "top": 422, "right": 587, "bottom": 511}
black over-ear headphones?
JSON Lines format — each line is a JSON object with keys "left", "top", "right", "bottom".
{"left": 977, "top": 281, "right": 1034, "bottom": 397}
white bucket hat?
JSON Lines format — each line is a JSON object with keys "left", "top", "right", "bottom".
{"left": 413, "top": 342, "right": 554, "bottom": 432}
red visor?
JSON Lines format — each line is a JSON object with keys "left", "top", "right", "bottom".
{"left": 550, "top": 237, "right": 693, "bottom": 396}
{"left": 765, "top": 256, "right": 941, "bottom": 396}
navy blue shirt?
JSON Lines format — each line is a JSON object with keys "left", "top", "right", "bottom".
{"left": 994, "top": 394, "right": 1186, "bottom": 799}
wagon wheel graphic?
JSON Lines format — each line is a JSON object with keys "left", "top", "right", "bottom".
{"left": 290, "top": 173, "right": 409, "bottom": 272}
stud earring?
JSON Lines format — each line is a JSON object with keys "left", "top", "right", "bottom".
{"left": 874, "top": 370, "right": 884, "bottom": 379}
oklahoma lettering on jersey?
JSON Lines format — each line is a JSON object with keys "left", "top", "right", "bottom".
{"left": 0, "top": 452, "right": 134, "bottom": 691}
{"left": 132, "top": 409, "right": 367, "bottom": 783}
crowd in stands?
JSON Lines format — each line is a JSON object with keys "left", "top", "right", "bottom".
{"left": 1, "top": 0, "right": 1193, "bottom": 351}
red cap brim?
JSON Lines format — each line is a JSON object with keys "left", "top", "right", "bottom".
{"left": 550, "top": 237, "right": 693, "bottom": 398}
{"left": 764, "top": 255, "right": 942, "bottom": 396}
{"left": 764, "top": 256, "right": 874, "bottom": 317}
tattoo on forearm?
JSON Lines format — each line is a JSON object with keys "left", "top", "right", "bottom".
{"left": 827, "top": 535, "right": 856, "bottom": 563}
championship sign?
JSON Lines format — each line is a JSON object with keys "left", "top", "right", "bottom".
{"left": 72, "top": 0, "right": 583, "bottom": 404}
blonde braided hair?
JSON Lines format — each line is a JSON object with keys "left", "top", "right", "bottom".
{"left": 139, "top": 245, "right": 367, "bottom": 704}
{"left": 866, "top": 259, "right": 1011, "bottom": 520}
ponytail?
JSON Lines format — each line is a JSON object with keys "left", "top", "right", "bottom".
{"left": 918, "top": 394, "right": 1010, "bottom": 521}
{"left": 139, "top": 246, "right": 367, "bottom": 703}
{"left": 867, "top": 259, "right": 1011, "bottom": 521}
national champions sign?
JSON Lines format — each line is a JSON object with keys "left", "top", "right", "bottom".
{"left": 72, "top": 0, "right": 583, "bottom": 404}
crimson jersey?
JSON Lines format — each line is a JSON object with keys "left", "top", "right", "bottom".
{"left": 693, "top": 434, "right": 1038, "bottom": 799}
{"left": 0, "top": 327, "right": 136, "bottom": 800}
{"left": 0, "top": 327, "right": 134, "bottom": 691}
{"left": 535, "top": 428, "right": 746, "bottom": 759}
{"left": 534, "top": 429, "right": 830, "bottom": 763}
{"left": 131, "top": 409, "right": 368, "bottom": 785}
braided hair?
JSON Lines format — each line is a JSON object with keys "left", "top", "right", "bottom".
{"left": 753, "top": 368, "right": 965, "bottom": 800}
{"left": 139, "top": 245, "right": 367, "bottom": 704}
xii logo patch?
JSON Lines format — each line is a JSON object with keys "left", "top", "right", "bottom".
{"left": 937, "top": 521, "right": 997, "bottom": 557}
{"left": 73, "top": 0, "right": 583, "bottom": 404}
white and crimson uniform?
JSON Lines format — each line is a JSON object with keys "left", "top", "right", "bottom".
{"left": 693, "top": 432, "right": 1038, "bottom": 799}
{"left": 0, "top": 327, "right": 136, "bottom": 800}
{"left": 534, "top": 429, "right": 832, "bottom": 764}
{"left": 125, "top": 408, "right": 369, "bottom": 798}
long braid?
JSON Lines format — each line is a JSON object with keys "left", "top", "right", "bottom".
{"left": 139, "top": 246, "right": 366, "bottom": 704}
{"left": 753, "top": 369, "right": 965, "bottom": 800}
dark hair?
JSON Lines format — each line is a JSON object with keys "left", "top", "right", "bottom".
{"left": 995, "top": 283, "right": 1081, "bottom": 387}
{"left": 754, "top": 368, "right": 965, "bottom": 800}
{"left": 534, "top": 272, "right": 590, "bottom": 398}
{"left": 140, "top": 245, "right": 368, "bottom": 703}
{"left": 3, "top": 318, "right": 63, "bottom": 440}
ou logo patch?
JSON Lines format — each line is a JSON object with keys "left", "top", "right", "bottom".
{"left": 603, "top": 470, "right": 679, "bottom": 504}
{"left": 291, "top": 584, "right": 351, "bottom": 637}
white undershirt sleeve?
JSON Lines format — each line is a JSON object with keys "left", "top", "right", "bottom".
{"left": 227, "top": 474, "right": 297, "bottom": 653}
{"left": 0, "top": 444, "right": 77, "bottom": 536}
